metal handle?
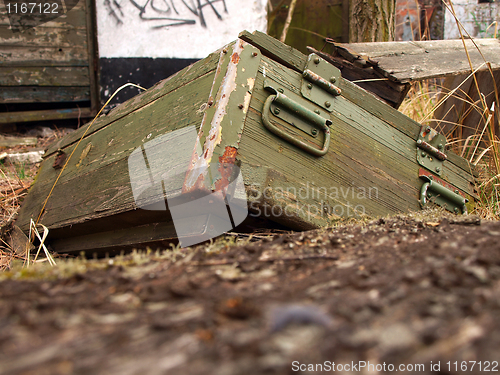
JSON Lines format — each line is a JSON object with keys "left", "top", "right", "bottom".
{"left": 262, "top": 91, "right": 331, "bottom": 157}
{"left": 420, "top": 176, "right": 468, "bottom": 214}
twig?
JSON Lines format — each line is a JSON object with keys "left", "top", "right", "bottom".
{"left": 470, "top": 103, "right": 494, "bottom": 163}
{"left": 280, "top": 0, "right": 297, "bottom": 42}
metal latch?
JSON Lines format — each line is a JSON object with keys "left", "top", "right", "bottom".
{"left": 419, "top": 170, "right": 468, "bottom": 214}
{"left": 416, "top": 125, "right": 447, "bottom": 176}
{"left": 301, "top": 54, "right": 342, "bottom": 112}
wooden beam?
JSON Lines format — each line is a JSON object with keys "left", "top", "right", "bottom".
{"left": 0, "top": 67, "right": 90, "bottom": 87}
{"left": 0, "top": 107, "right": 93, "bottom": 124}
{"left": 0, "top": 46, "right": 88, "bottom": 67}
{"left": 0, "top": 86, "right": 90, "bottom": 103}
{"left": 0, "top": 25, "right": 87, "bottom": 48}
{"left": 0, "top": 135, "right": 38, "bottom": 147}
{"left": 339, "top": 38, "right": 500, "bottom": 81}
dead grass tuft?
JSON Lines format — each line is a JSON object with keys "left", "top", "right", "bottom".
{"left": 0, "top": 127, "right": 72, "bottom": 270}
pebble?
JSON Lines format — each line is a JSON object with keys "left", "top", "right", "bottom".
{"left": 268, "top": 304, "right": 334, "bottom": 332}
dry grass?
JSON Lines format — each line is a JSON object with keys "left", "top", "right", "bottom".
{"left": 401, "top": 78, "right": 500, "bottom": 220}
{"left": 0, "top": 127, "right": 72, "bottom": 270}
{"left": 396, "top": 0, "right": 500, "bottom": 220}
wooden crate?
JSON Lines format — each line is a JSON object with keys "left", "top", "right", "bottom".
{"left": 15, "top": 31, "right": 477, "bottom": 253}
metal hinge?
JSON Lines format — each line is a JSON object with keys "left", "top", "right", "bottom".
{"left": 301, "top": 54, "right": 342, "bottom": 112}
{"left": 416, "top": 124, "right": 447, "bottom": 176}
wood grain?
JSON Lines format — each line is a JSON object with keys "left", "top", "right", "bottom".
{"left": 0, "top": 67, "right": 89, "bottom": 86}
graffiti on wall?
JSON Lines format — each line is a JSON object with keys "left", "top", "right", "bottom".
{"left": 104, "top": 0, "right": 228, "bottom": 28}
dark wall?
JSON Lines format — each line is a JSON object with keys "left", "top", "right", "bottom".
{"left": 99, "top": 58, "right": 198, "bottom": 107}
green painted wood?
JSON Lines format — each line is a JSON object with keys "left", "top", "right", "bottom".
{"left": 0, "top": 67, "right": 89, "bottom": 86}
{"left": 255, "top": 57, "right": 474, "bottom": 197}
{"left": 336, "top": 78, "right": 477, "bottom": 178}
{"left": 239, "top": 30, "right": 477, "bottom": 178}
{"left": 0, "top": 86, "right": 90, "bottom": 103}
{"left": 239, "top": 30, "right": 307, "bottom": 73}
{"left": 0, "top": 25, "right": 87, "bottom": 48}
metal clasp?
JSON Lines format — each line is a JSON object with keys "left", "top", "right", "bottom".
{"left": 416, "top": 125, "right": 447, "bottom": 176}
{"left": 301, "top": 54, "right": 342, "bottom": 112}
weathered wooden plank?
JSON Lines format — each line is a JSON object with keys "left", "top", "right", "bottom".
{"left": 238, "top": 74, "right": 421, "bottom": 225}
{"left": 50, "top": 220, "right": 178, "bottom": 253}
{"left": 240, "top": 89, "right": 474, "bottom": 229}
{"left": 0, "top": 46, "right": 88, "bottom": 67}
{"left": 0, "top": 67, "right": 89, "bottom": 86}
{"left": 239, "top": 30, "right": 308, "bottom": 73}
{"left": 342, "top": 38, "right": 500, "bottom": 81}
{"left": 0, "top": 135, "right": 37, "bottom": 147}
{"left": 45, "top": 50, "right": 221, "bottom": 156}
{"left": 0, "top": 86, "right": 90, "bottom": 103}
{"left": 0, "top": 25, "right": 87, "bottom": 48}
{"left": 0, "top": 107, "right": 92, "bottom": 124}
{"left": 336, "top": 77, "right": 477, "bottom": 177}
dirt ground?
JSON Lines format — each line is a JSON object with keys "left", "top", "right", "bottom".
{"left": 1, "top": 212, "right": 500, "bottom": 375}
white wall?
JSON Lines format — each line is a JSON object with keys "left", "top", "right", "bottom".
{"left": 96, "top": 0, "right": 268, "bottom": 58}
{"left": 444, "top": 0, "right": 499, "bottom": 39}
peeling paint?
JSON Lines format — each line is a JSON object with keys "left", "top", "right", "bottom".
{"left": 76, "top": 142, "right": 92, "bottom": 168}
{"left": 215, "top": 146, "right": 238, "bottom": 192}
{"left": 184, "top": 41, "right": 244, "bottom": 192}
{"left": 181, "top": 41, "right": 261, "bottom": 196}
